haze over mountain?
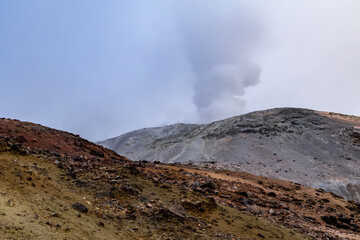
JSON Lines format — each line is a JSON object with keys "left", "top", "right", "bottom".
{"left": 2, "top": 1, "right": 360, "bottom": 239}
{"left": 98, "top": 108, "right": 360, "bottom": 203}
{"left": 1, "top": 1, "right": 360, "bottom": 141}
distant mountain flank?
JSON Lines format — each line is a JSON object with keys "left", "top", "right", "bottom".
{"left": 98, "top": 108, "right": 360, "bottom": 202}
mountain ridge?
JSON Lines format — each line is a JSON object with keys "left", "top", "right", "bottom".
{"left": 98, "top": 108, "right": 360, "bottom": 203}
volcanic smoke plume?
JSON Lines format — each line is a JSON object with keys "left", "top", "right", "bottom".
{"left": 179, "top": 1, "right": 262, "bottom": 122}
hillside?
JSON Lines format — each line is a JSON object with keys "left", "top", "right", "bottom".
{"left": 98, "top": 108, "right": 360, "bottom": 203}
{"left": 0, "top": 118, "right": 306, "bottom": 239}
{"left": 1, "top": 117, "right": 360, "bottom": 239}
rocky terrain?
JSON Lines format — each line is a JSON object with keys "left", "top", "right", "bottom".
{"left": 0, "top": 118, "right": 308, "bottom": 240}
{"left": 98, "top": 108, "right": 360, "bottom": 203}
{"left": 1, "top": 118, "right": 360, "bottom": 239}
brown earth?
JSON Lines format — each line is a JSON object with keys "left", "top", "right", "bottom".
{"left": 317, "top": 111, "right": 360, "bottom": 127}
{"left": 144, "top": 163, "right": 360, "bottom": 239}
{"left": 0, "top": 118, "right": 122, "bottom": 160}
{"left": 1, "top": 118, "right": 360, "bottom": 239}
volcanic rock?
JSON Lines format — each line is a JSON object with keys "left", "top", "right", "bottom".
{"left": 98, "top": 108, "right": 360, "bottom": 203}
{"left": 71, "top": 203, "right": 88, "bottom": 213}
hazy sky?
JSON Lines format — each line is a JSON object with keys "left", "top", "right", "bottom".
{"left": 1, "top": 0, "right": 360, "bottom": 141}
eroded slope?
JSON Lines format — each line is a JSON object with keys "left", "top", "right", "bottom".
{"left": 0, "top": 120, "right": 309, "bottom": 240}
{"left": 98, "top": 108, "right": 360, "bottom": 202}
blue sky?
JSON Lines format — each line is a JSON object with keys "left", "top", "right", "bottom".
{"left": 1, "top": 1, "right": 360, "bottom": 141}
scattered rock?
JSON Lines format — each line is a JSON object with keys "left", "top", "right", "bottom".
{"left": 239, "top": 198, "right": 254, "bottom": 206}
{"left": 321, "top": 215, "right": 351, "bottom": 229}
{"left": 52, "top": 152, "right": 61, "bottom": 157}
{"left": 7, "top": 199, "right": 15, "bottom": 207}
{"left": 90, "top": 149, "right": 104, "bottom": 158}
{"left": 182, "top": 198, "right": 217, "bottom": 214}
{"left": 159, "top": 204, "right": 188, "bottom": 220}
{"left": 201, "top": 180, "right": 216, "bottom": 190}
{"left": 126, "top": 165, "right": 139, "bottom": 175}
{"left": 97, "top": 222, "right": 105, "bottom": 227}
{"left": 267, "top": 192, "right": 277, "bottom": 197}
{"left": 338, "top": 216, "right": 352, "bottom": 225}
{"left": 257, "top": 233, "right": 265, "bottom": 238}
{"left": 51, "top": 212, "right": 61, "bottom": 218}
{"left": 269, "top": 209, "right": 275, "bottom": 215}
{"left": 236, "top": 191, "right": 249, "bottom": 198}
{"left": 71, "top": 203, "right": 88, "bottom": 213}
{"left": 67, "top": 171, "right": 77, "bottom": 179}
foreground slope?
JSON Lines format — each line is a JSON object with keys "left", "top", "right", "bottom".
{"left": 98, "top": 108, "right": 360, "bottom": 202}
{"left": 0, "top": 118, "right": 313, "bottom": 239}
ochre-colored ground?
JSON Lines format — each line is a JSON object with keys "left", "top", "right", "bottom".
{"left": 0, "top": 151, "right": 309, "bottom": 240}
{"left": 1, "top": 118, "right": 359, "bottom": 239}
{"left": 148, "top": 163, "right": 360, "bottom": 240}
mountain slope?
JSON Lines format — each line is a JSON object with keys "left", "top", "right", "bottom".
{"left": 98, "top": 108, "right": 360, "bottom": 202}
{"left": 1, "top": 118, "right": 316, "bottom": 240}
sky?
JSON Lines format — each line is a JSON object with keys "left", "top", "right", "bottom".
{"left": 1, "top": 0, "right": 360, "bottom": 141}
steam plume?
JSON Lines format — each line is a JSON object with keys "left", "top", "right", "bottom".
{"left": 179, "top": 1, "right": 262, "bottom": 122}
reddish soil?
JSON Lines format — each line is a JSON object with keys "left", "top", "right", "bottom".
{"left": 1, "top": 117, "right": 360, "bottom": 239}
{"left": 0, "top": 118, "right": 126, "bottom": 160}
